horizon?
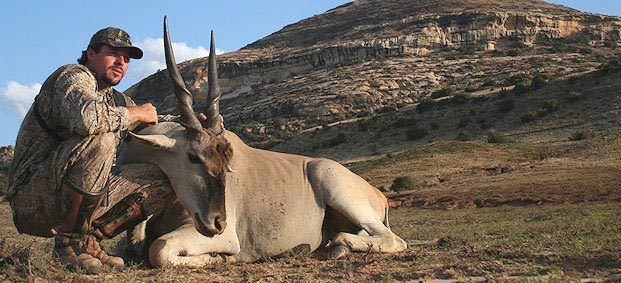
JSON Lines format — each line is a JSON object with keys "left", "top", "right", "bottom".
{"left": 1, "top": 0, "right": 620, "bottom": 146}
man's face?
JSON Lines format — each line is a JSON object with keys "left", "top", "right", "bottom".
{"left": 87, "top": 45, "right": 130, "bottom": 89}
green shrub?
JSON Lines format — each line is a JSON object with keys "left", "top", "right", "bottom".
{"left": 464, "top": 86, "right": 478, "bottom": 93}
{"left": 392, "top": 117, "right": 416, "bottom": 128}
{"left": 377, "top": 106, "right": 397, "bottom": 114}
{"left": 417, "top": 99, "right": 436, "bottom": 113}
{"left": 0, "top": 170, "right": 8, "bottom": 196}
{"left": 456, "top": 131, "right": 472, "bottom": 141}
{"left": 507, "top": 73, "right": 533, "bottom": 86}
{"left": 542, "top": 99, "right": 560, "bottom": 112}
{"left": 566, "top": 91, "right": 583, "bottom": 102}
{"left": 530, "top": 74, "right": 548, "bottom": 90}
{"left": 497, "top": 99, "right": 515, "bottom": 113}
{"left": 323, "top": 133, "right": 348, "bottom": 148}
{"left": 513, "top": 83, "right": 531, "bottom": 95}
{"left": 482, "top": 78, "right": 498, "bottom": 87}
{"left": 431, "top": 88, "right": 456, "bottom": 99}
{"left": 390, "top": 176, "right": 416, "bottom": 192}
{"left": 430, "top": 122, "right": 440, "bottom": 130}
{"left": 521, "top": 111, "right": 538, "bottom": 123}
{"left": 450, "top": 92, "right": 471, "bottom": 104}
{"left": 406, "top": 126, "right": 428, "bottom": 140}
{"left": 480, "top": 122, "right": 493, "bottom": 130}
{"left": 486, "top": 130, "right": 508, "bottom": 143}
{"left": 599, "top": 56, "right": 621, "bottom": 74}
{"left": 457, "top": 118, "right": 471, "bottom": 128}
{"left": 569, "top": 130, "right": 592, "bottom": 141}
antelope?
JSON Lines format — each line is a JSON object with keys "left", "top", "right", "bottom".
{"left": 118, "top": 17, "right": 407, "bottom": 267}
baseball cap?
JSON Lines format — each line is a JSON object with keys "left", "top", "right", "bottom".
{"left": 88, "top": 27, "right": 143, "bottom": 59}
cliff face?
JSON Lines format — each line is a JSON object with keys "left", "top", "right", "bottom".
{"left": 125, "top": 0, "right": 621, "bottom": 150}
{"left": 0, "top": 146, "right": 13, "bottom": 169}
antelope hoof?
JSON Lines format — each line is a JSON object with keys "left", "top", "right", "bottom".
{"left": 328, "top": 245, "right": 351, "bottom": 259}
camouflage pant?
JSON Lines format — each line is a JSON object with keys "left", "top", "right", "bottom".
{"left": 9, "top": 132, "right": 173, "bottom": 237}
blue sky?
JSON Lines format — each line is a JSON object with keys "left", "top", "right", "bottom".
{"left": 0, "top": 1, "right": 619, "bottom": 146}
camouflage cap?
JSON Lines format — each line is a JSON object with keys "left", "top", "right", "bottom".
{"left": 88, "top": 27, "right": 143, "bottom": 59}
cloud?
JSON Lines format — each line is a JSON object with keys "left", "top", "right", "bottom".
{"left": 0, "top": 81, "right": 41, "bottom": 117}
{"left": 0, "top": 39, "right": 220, "bottom": 118}
{"left": 128, "top": 37, "right": 226, "bottom": 86}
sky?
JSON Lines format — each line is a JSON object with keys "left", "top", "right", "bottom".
{"left": 0, "top": 1, "right": 620, "bottom": 146}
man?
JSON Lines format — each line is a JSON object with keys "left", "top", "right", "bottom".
{"left": 7, "top": 27, "right": 174, "bottom": 274}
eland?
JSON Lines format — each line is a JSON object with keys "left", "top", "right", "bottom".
{"left": 118, "top": 17, "right": 407, "bottom": 267}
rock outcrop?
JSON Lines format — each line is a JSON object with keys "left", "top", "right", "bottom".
{"left": 125, "top": 0, "right": 621, "bottom": 150}
{"left": 0, "top": 146, "right": 13, "bottom": 169}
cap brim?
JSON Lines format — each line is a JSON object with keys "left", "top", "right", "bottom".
{"left": 107, "top": 41, "right": 143, "bottom": 59}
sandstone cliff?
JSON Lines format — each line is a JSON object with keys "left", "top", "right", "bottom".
{"left": 125, "top": 0, "right": 621, "bottom": 153}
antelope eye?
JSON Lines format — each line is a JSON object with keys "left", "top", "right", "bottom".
{"left": 187, "top": 153, "right": 201, "bottom": 164}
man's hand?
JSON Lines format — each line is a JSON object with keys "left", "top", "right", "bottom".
{"left": 197, "top": 113, "right": 225, "bottom": 132}
{"left": 128, "top": 103, "right": 158, "bottom": 126}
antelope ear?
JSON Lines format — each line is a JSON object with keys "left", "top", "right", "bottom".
{"left": 129, "top": 132, "right": 176, "bottom": 151}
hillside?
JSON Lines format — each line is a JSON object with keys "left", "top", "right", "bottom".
{"left": 126, "top": 0, "right": 621, "bottom": 155}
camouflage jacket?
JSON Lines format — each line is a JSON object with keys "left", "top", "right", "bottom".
{"left": 7, "top": 64, "right": 136, "bottom": 199}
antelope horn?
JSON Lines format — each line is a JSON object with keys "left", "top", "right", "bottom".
{"left": 163, "top": 16, "right": 202, "bottom": 130}
{"left": 201, "top": 30, "right": 223, "bottom": 134}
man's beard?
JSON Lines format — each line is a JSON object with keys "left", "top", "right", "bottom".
{"left": 101, "top": 69, "right": 123, "bottom": 87}
{"left": 102, "top": 75, "right": 120, "bottom": 87}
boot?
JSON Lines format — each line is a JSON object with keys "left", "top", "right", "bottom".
{"left": 52, "top": 184, "right": 102, "bottom": 274}
{"left": 83, "top": 235, "right": 125, "bottom": 269}
{"left": 76, "top": 184, "right": 125, "bottom": 270}
{"left": 89, "top": 194, "right": 147, "bottom": 269}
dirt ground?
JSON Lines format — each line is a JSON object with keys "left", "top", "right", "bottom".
{"left": 1, "top": 133, "right": 620, "bottom": 282}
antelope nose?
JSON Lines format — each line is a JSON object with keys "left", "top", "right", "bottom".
{"left": 213, "top": 215, "right": 226, "bottom": 234}
{"left": 195, "top": 212, "right": 226, "bottom": 236}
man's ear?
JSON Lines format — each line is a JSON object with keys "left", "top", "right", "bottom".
{"left": 128, "top": 132, "right": 176, "bottom": 151}
{"left": 87, "top": 48, "right": 96, "bottom": 61}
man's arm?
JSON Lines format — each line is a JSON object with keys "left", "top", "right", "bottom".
{"left": 56, "top": 66, "right": 132, "bottom": 136}
{"left": 128, "top": 103, "right": 158, "bottom": 126}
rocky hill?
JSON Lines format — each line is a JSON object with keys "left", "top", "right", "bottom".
{"left": 0, "top": 146, "right": 13, "bottom": 169}
{"left": 125, "top": 0, "right": 621, "bottom": 158}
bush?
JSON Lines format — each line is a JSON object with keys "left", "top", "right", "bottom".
{"left": 406, "top": 126, "right": 428, "bottom": 140}
{"left": 431, "top": 88, "right": 456, "bottom": 99}
{"left": 457, "top": 118, "right": 471, "bottom": 128}
{"left": 599, "top": 56, "right": 621, "bottom": 74}
{"left": 323, "top": 133, "right": 348, "bottom": 148}
{"left": 464, "top": 86, "right": 478, "bottom": 93}
{"left": 566, "top": 91, "right": 583, "bottom": 102}
{"left": 430, "top": 122, "right": 440, "bottom": 130}
{"left": 417, "top": 99, "right": 436, "bottom": 113}
{"left": 0, "top": 170, "right": 8, "bottom": 196}
{"left": 486, "top": 130, "right": 508, "bottom": 143}
{"left": 507, "top": 73, "right": 533, "bottom": 86}
{"left": 521, "top": 111, "right": 538, "bottom": 123}
{"left": 390, "top": 176, "right": 416, "bottom": 192}
{"left": 530, "top": 74, "right": 548, "bottom": 90}
{"left": 497, "top": 99, "right": 515, "bottom": 113}
{"left": 513, "top": 83, "right": 531, "bottom": 95}
{"left": 392, "top": 117, "right": 416, "bottom": 128}
{"left": 450, "top": 92, "right": 471, "bottom": 104}
{"left": 482, "top": 78, "right": 498, "bottom": 87}
{"left": 480, "top": 122, "right": 493, "bottom": 130}
{"left": 377, "top": 106, "right": 397, "bottom": 114}
{"left": 456, "top": 131, "right": 472, "bottom": 141}
{"left": 569, "top": 130, "right": 592, "bottom": 141}
{"left": 542, "top": 99, "right": 560, "bottom": 113}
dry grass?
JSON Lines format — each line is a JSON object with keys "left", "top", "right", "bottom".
{"left": 1, "top": 134, "right": 620, "bottom": 281}
{"left": 1, "top": 201, "right": 619, "bottom": 282}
